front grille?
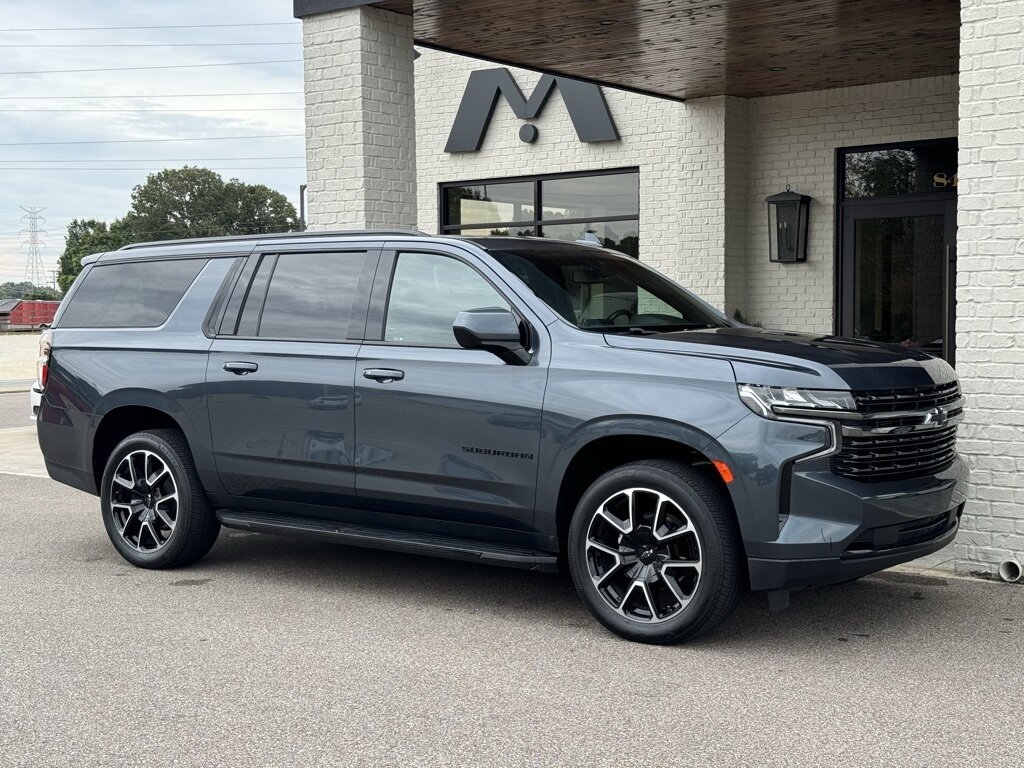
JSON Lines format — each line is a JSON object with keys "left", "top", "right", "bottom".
{"left": 830, "top": 424, "right": 958, "bottom": 482}
{"left": 845, "top": 509, "right": 958, "bottom": 555}
{"left": 829, "top": 382, "right": 963, "bottom": 482}
{"left": 852, "top": 381, "right": 960, "bottom": 414}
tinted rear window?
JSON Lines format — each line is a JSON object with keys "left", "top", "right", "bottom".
{"left": 60, "top": 259, "right": 207, "bottom": 328}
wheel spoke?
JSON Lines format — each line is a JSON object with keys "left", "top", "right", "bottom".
{"left": 658, "top": 568, "right": 692, "bottom": 608}
{"left": 586, "top": 539, "right": 620, "bottom": 559}
{"left": 596, "top": 505, "right": 630, "bottom": 534}
{"left": 663, "top": 559, "right": 702, "bottom": 576}
{"left": 147, "top": 462, "right": 170, "bottom": 488}
{"left": 155, "top": 506, "right": 175, "bottom": 529}
{"left": 113, "top": 474, "right": 134, "bottom": 490}
{"left": 595, "top": 561, "right": 625, "bottom": 588}
{"left": 144, "top": 521, "right": 161, "bottom": 549}
{"left": 120, "top": 507, "right": 139, "bottom": 537}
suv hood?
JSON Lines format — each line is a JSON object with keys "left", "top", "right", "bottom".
{"left": 604, "top": 326, "right": 956, "bottom": 390}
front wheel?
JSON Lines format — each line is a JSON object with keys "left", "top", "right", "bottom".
{"left": 567, "top": 460, "right": 743, "bottom": 644}
{"left": 100, "top": 429, "right": 220, "bottom": 569}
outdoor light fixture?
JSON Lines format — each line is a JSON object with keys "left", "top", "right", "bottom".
{"left": 766, "top": 185, "right": 811, "bottom": 263}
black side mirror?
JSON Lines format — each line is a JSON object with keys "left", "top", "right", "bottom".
{"left": 453, "top": 308, "right": 530, "bottom": 365}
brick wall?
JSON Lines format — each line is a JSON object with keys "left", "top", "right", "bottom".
{"left": 955, "top": 0, "right": 1024, "bottom": 578}
{"left": 739, "top": 77, "right": 959, "bottom": 333}
{"left": 302, "top": 7, "right": 416, "bottom": 230}
{"left": 414, "top": 48, "right": 734, "bottom": 307}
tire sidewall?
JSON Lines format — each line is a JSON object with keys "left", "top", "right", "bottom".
{"left": 567, "top": 464, "right": 729, "bottom": 643}
{"left": 100, "top": 432, "right": 195, "bottom": 569}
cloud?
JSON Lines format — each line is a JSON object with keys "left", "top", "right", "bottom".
{"left": 0, "top": 0, "right": 305, "bottom": 283}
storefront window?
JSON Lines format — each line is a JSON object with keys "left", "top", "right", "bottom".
{"left": 441, "top": 169, "right": 640, "bottom": 258}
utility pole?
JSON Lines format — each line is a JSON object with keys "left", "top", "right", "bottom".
{"left": 21, "top": 205, "right": 47, "bottom": 287}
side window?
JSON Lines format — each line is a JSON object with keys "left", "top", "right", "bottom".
{"left": 247, "top": 251, "right": 371, "bottom": 341}
{"left": 384, "top": 252, "right": 510, "bottom": 345}
{"left": 59, "top": 258, "right": 207, "bottom": 328}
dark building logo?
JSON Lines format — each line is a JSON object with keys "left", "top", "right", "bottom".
{"left": 445, "top": 68, "right": 620, "bottom": 153}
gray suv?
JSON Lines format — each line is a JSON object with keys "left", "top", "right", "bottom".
{"left": 36, "top": 231, "right": 966, "bottom": 643}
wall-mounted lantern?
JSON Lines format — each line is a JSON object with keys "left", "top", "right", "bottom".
{"left": 766, "top": 186, "right": 811, "bottom": 263}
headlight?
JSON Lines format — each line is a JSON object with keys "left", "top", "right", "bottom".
{"left": 738, "top": 384, "right": 856, "bottom": 418}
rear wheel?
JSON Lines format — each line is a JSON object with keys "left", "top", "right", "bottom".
{"left": 567, "top": 460, "right": 743, "bottom": 644}
{"left": 100, "top": 429, "right": 219, "bottom": 569}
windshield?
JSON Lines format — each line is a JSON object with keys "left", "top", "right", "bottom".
{"left": 488, "top": 245, "right": 731, "bottom": 334}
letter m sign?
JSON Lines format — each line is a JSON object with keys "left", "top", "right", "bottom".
{"left": 445, "top": 68, "right": 620, "bottom": 153}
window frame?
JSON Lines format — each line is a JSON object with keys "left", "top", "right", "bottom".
{"left": 365, "top": 247, "right": 530, "bottom": 351}
{"left": 217, "top": 246, "right": 381, "bottom": 343}
{"left": 439, "top": 167, "right": 640, "bottom": 253}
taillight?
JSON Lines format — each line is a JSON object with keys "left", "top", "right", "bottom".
{"left": 37, "top": 329, "right": 52, "bottom": 389}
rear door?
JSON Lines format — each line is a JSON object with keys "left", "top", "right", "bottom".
{"left": 206, "top": 243, "right": 379, "bottom": 516}
{"left": 353, "top": 244, "right": 549, "bottom": 533}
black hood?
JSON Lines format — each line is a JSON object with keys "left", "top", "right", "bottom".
{"left": 604, "top": 326, "right": 956, "bottom": 390}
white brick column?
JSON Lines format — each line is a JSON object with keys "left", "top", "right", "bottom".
{"left": 301, "top": 6, "right": 416, "bottom": 230}
{"left": 677, "top": 95, "right": 747, "bottom": 311}
{"left": 956, "top": 0, "right": 1024, "bottom": 578}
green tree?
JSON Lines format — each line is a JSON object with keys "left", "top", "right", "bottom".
{"left": 57, "top": 218, "right": 134, "bottom": 292}
{"left": 56, "top": 167, "right": 300, "bottom": 290}
{"left": 125, "top": 166, "right": 298, "bottom": 240}
{"left": 0, "top": 281, "right": 60, "bottom": 300}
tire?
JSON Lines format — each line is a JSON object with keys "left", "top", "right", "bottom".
{"left": 567, "top": 460, "right": 743, "bottom": 644}
{"left": 100, "top": 428, "right": 220, "bottom": 569}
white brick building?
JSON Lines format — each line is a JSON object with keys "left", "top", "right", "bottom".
{"left": 295, "top": 0, "right": 1024, "bottom": 580}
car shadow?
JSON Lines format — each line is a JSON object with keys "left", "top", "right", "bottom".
{"left": 186, "top": 531, "right": 974, "bottom": 650}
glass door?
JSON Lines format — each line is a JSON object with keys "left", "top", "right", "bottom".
{"left": 840, "top": 199, "right": 956, "bottom": 363}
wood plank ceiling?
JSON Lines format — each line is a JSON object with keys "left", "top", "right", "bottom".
{"left": 373, "top": 0, "right": 959, "bottom": 100}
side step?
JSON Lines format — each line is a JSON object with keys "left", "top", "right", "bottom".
{"left": 216, "top": 510, "right": 559, "bottom": 572}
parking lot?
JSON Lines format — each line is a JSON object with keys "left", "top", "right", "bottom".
{"left": 0, "top": 389, "right": 1021, "bottom": 767}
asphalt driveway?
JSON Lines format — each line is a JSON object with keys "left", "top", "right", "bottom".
{"left": 0, "top": 464, "right": 1022, "bottom": 767}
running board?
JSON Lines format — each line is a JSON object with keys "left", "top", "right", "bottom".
{"left": 216, "top": 511, "right": 559, "bottom": 572}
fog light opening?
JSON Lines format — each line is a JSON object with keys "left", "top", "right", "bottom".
{"left": 998, "top": 559, "right": 1023, "bottom": 584}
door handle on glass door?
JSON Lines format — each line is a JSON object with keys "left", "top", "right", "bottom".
{"left": 362, "top": 368, "right": 405, "bottom": 383}
{"left": 223, "top": 361, "right": 259, "bottom": 375}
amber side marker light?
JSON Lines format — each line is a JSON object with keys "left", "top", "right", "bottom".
{"left": 712, "top": 460, "right": 734, "bottom": 484}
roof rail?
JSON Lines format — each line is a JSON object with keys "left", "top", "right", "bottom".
{"left": 117, "top": 229, "right": 429, "bottom": 251}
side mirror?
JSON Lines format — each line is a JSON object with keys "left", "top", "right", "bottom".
{"left": 453, "top": 308, "right": 530, "bottom": 365}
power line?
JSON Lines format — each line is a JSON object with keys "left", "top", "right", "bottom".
{"left": 2, "top": 23, "right": 300, "bottom": 32}
{"left": 0, "top": 166, "right": 306, "bottom": 171}
{"left": 0, "top": 91, "right": 302, "bottom": 99}
{"left": 0, "top": 42, "right": 300, "bottom": 48}
{"left": 0, "top": 156, "right": 305, "bottom": 162}
{"left": 0, "top": 107, "right": 304, "bottom": 112}
{"left": 0, "top": 134, "right": 304, "bottom": 146}
{"left": 0, "top": 59, "right": 303, "bottom": 76}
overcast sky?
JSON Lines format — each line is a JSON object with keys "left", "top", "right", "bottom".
{"left": 0, "top": 0, "right": 304, "bottom": 285}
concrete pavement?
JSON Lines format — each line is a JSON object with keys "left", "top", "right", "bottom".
{"left": 0, "top": 468, "right": 1022, "bottom": 767}
{"left": 0, "top": 392, "right": 45, "bottom": 478}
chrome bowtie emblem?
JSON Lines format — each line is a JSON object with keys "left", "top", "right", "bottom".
{"left": 923, "top": 407, "right": 947, "bottom": 426}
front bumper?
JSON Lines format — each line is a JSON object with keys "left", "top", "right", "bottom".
{"left": 745, "top": 455, "right": 967, "bottom": 591}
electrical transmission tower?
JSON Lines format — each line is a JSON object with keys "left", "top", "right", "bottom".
{"left": 21, "top": 206, "right": 47, "bottom": 287}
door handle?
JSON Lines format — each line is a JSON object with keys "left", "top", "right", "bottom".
{"left": 223, "top": 361, "right": 259, "bottom": 375}
{"left": 362, "top": 368, "right": 404, "bottom": 383}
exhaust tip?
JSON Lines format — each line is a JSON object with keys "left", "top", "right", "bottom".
{"left": 998, "top": 559, "right": 1023, "bottom": 584}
